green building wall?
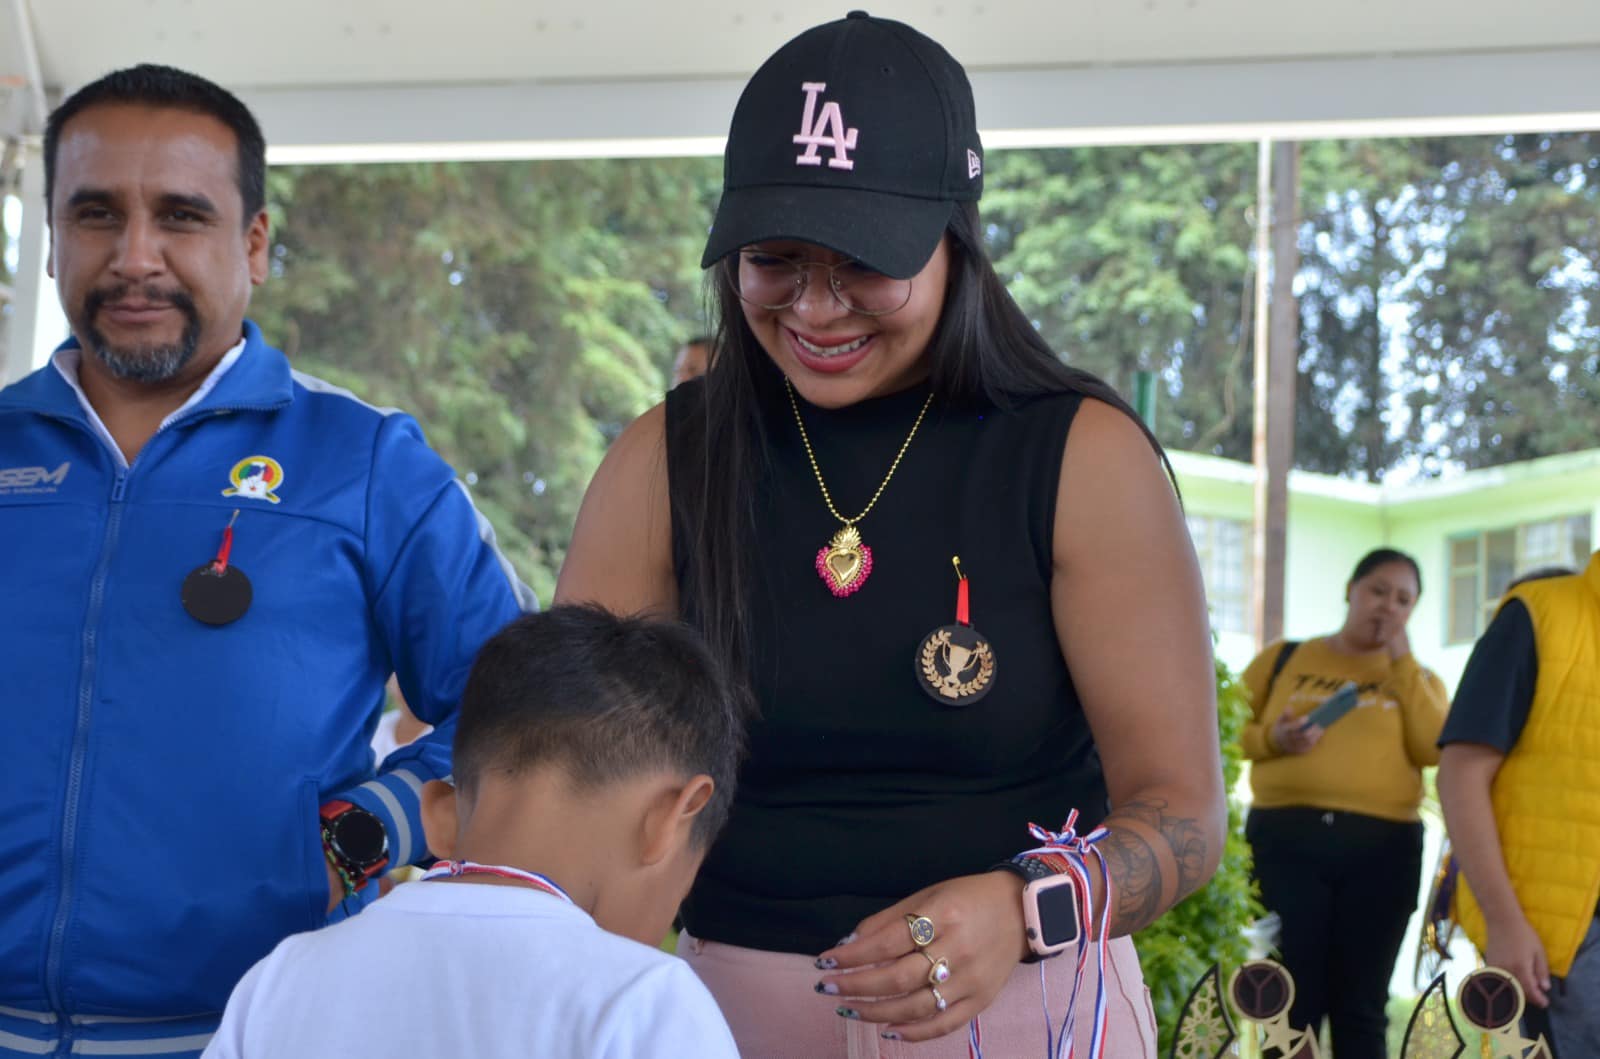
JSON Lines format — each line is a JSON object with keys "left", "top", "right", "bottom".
{"left": 1171, "top": 447, "right": 1600, "bottom": 691}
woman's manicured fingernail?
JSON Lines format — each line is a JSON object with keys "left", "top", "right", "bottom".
{"left": 835, "top": 932, "right": 858, "bottom": 946}
{"left": 836, "top": 1007, "right": 860, "bottom": 1020}
{"left": 814, "top": 981, "right": 839, "bottom": 995}
{"left": 881, "top": 1030, "right": 901, "bottom": 1040}
{"left": 814, "top": 956, "right": 838, "bottom": 970}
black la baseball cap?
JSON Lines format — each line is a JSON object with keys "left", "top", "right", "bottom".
{"left": 701, "top": 10, "right": 984, "bottom": 280}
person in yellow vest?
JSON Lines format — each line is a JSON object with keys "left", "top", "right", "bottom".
{"left": 1438, "top": 550, "right": 1600, "bottom": 1057}
{"left": 1240, "top": 548, "right": 1449, "bottom": 1059}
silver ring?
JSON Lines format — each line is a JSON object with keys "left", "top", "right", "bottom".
{"left": 930, "top": 985, "right": 948, "bottom": 1012}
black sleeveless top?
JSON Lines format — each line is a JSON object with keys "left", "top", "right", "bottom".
{"left": 666, "top": 377, "right": 1109, "bottom": 954}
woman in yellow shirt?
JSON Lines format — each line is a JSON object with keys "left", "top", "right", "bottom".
{"left": 1241, "top": 548, "right": 1448, "bottom": 1059}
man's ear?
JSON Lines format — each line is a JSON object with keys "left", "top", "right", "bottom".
{"left": 420, "top": 779, "right": 460, "bottom": 860}
{"left": 639, "top": 775, "right": 714, "bottom": 867}
{"left": 246, "top": 210, "right": 270, "bottom": 286}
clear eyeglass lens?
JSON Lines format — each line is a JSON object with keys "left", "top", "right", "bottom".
{"left": 734, "top": 253, "right": 911, "bottom": 316}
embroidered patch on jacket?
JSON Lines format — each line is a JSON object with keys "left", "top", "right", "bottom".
{"left": 222, "top": 456, "right": 284, "bottom": 504}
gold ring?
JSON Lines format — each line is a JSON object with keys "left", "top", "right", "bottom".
{"left": 905, "top": 913, "right": 936, "bottom": 948}
{"left": 921, "top": 952, "right": 951, "bottom": 985}
{"left": 930, "top": 985, "right": 948, "bottom": 1012}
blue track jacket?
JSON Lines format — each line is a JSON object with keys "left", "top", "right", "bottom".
{"left": 0, "top": 322, "right": 534, "bottom": 1056}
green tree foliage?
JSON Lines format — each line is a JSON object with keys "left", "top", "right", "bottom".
{"left": 985, "top": 144, "right": 1261, "bottom": 460}
{"left": 1298, "top": 133, "right": 1600, "bottom": 480}
{"left": 984, "top": 135, "right": 1600, "bottom": 481}
{"left": 249, "top": 158, "right": 721, "bottom": 602}
{"left": 1296, "top": 138, "right": 1435, "bottom": 479}
{"left": 1403, "top": 133, "right": 1600, "bottom": 472}
{"left": 1134, "top": 652, "right": 1260, "bottom": 1056}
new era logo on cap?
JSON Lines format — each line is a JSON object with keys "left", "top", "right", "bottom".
{"left": 967, "top": 149, "right": 981, "bottom": 180}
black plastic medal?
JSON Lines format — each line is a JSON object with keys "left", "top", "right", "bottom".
{"left": 182, "top": 510, "right": 252, "bottom": 626}
{"left": 914, "top": 556, "right": 997, "bottom": 707}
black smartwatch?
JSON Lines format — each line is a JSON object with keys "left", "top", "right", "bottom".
{"left": 320, "top": 800, "right": 390, "bottom": 892}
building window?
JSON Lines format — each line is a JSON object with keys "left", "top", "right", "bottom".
{"left": 1187, "top": 515, "right": 1253, "bottom": 635}
{"left": 1446, "top": 513, "right": 1592, "bottom": 643}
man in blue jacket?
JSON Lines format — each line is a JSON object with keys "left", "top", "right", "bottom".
{"left": 0, "top": 65, "right": 535, "bottom": 1057}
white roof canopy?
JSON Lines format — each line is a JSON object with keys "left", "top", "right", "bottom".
{"left": 6, "top": 0, "right": 1600, "bottom": 160}
{"left": 4, "top": 0, "right": 1600, "bottom": 380}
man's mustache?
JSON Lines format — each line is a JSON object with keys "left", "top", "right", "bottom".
{"left": 84, "top": 284, "right": 198, "bottom": 318}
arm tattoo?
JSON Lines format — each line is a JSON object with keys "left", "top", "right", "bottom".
{"left": 1096, "top": 797, "right": 1208, "bottom": 937}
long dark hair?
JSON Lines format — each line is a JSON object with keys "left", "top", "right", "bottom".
{"left": 679, "top": 200, "right": 1175, "bottom": 674}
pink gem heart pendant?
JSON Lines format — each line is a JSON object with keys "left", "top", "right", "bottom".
{"left": 816, "top": 525, "right": 873, "bottom": 598}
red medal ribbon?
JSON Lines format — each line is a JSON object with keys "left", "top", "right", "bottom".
{"left": 211, "top": 510, "right": 240, "bottom": 574}
{"left": 953, "top": 556, "right": 970, "bottom": 625}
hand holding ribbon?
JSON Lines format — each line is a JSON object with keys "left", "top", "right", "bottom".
{"left": 811, "top": 870, "right": 1028, "bottom": 1047}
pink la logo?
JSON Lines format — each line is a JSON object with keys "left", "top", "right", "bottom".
{"left": 793, "top": 82, "right": 858, "bottom": 170}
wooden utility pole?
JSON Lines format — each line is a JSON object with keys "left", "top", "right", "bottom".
{"left": 1251, "top": 140, "right": 1300, "bottom": 647}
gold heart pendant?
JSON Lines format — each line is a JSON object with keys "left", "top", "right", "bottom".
{"left": 816, "top": 525, "right": 873, "bottom": 598}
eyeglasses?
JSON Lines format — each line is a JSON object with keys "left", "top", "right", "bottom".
{"left": 731, "top": 250, "right": 913, "bottom": 317}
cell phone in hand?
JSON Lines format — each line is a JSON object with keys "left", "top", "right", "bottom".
{"left": 1304, "top": 681, "right": 1361, "bottom": 728}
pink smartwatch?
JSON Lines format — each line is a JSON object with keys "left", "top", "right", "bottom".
{"left": 1022, "top": 871, "right": 1083, "bottom": 958}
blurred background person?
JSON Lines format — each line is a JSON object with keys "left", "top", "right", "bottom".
{"left": 671, "top": 335, "right": 712, "bottom": 388}
{"left": 1439, "top": 551, "right": 1600, "bottom": 1057}
{"left": 1240, "top": 548, "right": 1448, "bottom": 1058}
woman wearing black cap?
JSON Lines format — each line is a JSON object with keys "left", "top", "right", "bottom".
{"left": 558, "top": 12, "right": 1222, "bottom": 1055}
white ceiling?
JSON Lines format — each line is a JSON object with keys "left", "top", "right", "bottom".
{"left": 5, "top": 0, "right": 1600, "bottom": 157}
{"left": 14, "top": 0, "right": 1600, "bottom": 87}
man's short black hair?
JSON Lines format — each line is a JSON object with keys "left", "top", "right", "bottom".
{"left": 454, "top": 605, "right": 748, "bottom": 848}
{"left": 44, "top": 63, "right": 267, "bottom": 223}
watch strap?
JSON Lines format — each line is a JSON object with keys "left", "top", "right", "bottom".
{"left": 991, "top": 854, "right": 1057, "bottom": 884}
{"left": 993, "top": 854, "right": 1067, "bottom": 962}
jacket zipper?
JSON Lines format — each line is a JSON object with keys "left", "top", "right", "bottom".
{"left": 33, "top": 399, "right": 283, "bottom": 1036}
{"left": 43, "top": 466, "right": 126, "bottom": 1046}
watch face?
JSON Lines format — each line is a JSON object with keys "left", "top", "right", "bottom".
{"left": 1036, "top": 878, "right": 1081, "bottom": 948}
{"left": 331, "top": 809, "right": 388, "bottom": 867}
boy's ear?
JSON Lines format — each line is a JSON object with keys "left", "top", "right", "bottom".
{"left": 639, "top": 775, "right": 715, "bottom": 867}
{"left": 420, "top": 779, "right": 460, "bottom": 860}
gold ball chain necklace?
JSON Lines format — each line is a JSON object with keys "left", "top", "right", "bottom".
{"left": 785, "top": 377, "right": 935, "bottom": 598}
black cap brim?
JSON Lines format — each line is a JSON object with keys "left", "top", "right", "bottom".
{"left": 701, "top": 184, "right": 955, "bottom": 280}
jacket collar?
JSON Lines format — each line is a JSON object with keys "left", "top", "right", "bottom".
{"left": 0, "top": 319, "right": 295, "bottom": 425}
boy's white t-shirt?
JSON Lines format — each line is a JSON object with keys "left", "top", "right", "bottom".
{"left": 203, "top": 880, "right": 739, "bottom": 1059}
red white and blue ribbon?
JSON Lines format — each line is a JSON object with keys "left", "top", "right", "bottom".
{"left": 965, "top": 812, "right": 1114, "bottom": 1059}
{"left": 419, "top": 859, "right": 573, "bottom": 904}
{"left": 1024, "top": 813, "right": 1114, "bottom": 1059}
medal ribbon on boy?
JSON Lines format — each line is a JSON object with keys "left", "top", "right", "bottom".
{"left": 420, "top": 859, "right": 573, "bottom": 905}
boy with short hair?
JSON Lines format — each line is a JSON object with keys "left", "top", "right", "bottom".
{"left": 204, "top": 606, "right": 746, "bottom": 1058}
